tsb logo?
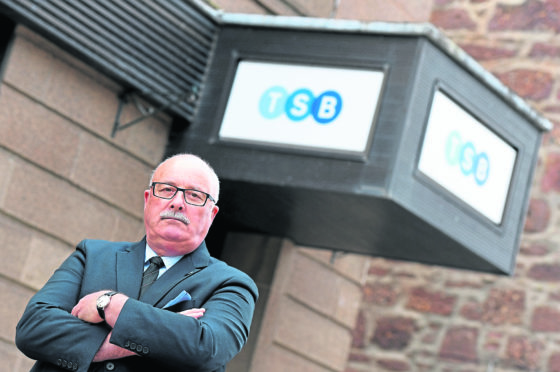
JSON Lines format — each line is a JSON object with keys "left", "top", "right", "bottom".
{"left": 445, "top": 131, "right": 490, "bottom": 186}
{"left": 259, "top": 86, "right": 342, "bottom": 124}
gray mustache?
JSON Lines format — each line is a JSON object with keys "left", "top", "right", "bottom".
{"left": 160, "top": 210, "right": 190, "bottom": 224}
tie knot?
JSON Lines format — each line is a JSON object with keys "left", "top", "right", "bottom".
{"left": 149, "top": 256, "right": 164, "bottom": 268}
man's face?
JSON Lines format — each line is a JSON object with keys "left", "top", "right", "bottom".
{"left": 144, "top": 156, "right": 219, "bottom": 256}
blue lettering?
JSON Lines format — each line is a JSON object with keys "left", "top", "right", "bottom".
{"left": 259, "top": 86, "right": 343, "bottom": 124}
{"left": 285, "top": 88, "right": 314, "bottom": 121}
{"left": 259, "top": 86, "right": 287, "bottom": 119}
{"left": 444, "top": 132, "right": 490, "bottom": 186}
{"left": 312, "top": 91, "right": 342, "bottom": 124}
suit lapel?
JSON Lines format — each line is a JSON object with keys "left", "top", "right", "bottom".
{"left": 142, "top": 241, "right": 211, "bottom": 306}
{"left": 116, "top": 239, "right": 146, "bottom": 298}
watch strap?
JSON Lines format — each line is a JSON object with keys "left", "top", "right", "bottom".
{"left": 96, "top": 291, "right": 118, "bottom": 320}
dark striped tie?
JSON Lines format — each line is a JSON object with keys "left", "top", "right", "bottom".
{"left": 140, "top": 256, "right": 164, "bottom": 297}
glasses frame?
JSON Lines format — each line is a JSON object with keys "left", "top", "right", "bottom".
{"left": 150, "top": 182, "right": 216, "bottom": 207}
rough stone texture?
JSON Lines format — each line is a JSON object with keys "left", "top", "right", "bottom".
{"left": 531, "top": 306, "right": 560, "bottom": 332}
{"left": 344, "top": 0, "right": 560, "bottom": 370}
{"left": 495, "top": 69, "right": 554, "bottom": 101}
{"left": 549, "top": 352, "right": 560, "bottom": 372}
{"left": 460, "top": 44, "right": 517, "bottom": 61}
{"left": 371, "top": 316, "right": 416, "bottom": 350}
{"left": 439, "top": 326, "right": 479, "bottom": 363}
{"left": 481, "top": 288, "right": 525, "bottom": 325}
{"left": 405, "top": 287, "right": 456, "bottom": 315}
{"left": 523, "top": 198, "right": 550, "bottom": 233}
{"left": 430, "top": 8, "right": 477, "bottom": 29}
{"left": 336, "top": 0, "right": 435, "bottom": 22}
{"left": 504, "top": 335, "right": 543, "bottom": 370}
{"left": 376, "top": 358, "right": 411, "bottom": 371}
{"left": 489, "top": 0, "right": 560, "bottom": 32}
{"left": 527, "top": 263, "right": 560, "bottom": 281}
{"left": 362, "top": 283, "right": 399, "bottom": 306}
{"left": 351, "top": 310, "right": 367, "bottom": 348}
{"left": 541, "top": 152, "right": 560, "bottom": 193}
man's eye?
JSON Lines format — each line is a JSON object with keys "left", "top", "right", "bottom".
{"left": 188, "top": 191, "right": 203, "bottom": 200}
{"left": 156, "top": 186, "right": 176, "bottom": 195}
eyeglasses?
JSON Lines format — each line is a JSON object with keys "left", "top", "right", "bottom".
{"left": 151, "top": 182, "right": 216, "bottom": 207}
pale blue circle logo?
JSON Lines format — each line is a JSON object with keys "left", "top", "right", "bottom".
{"left": 474, "top": 153, "right": 490, "bottom": 186}
{"left": 459, "top": 142, "right": 476, "bottom": 176}
{"left": 445, "top": 131, "right": 462, "bottom": 166}
{"left": 444, "top": 131, "right": 490, "bottom": 186}
{"left": 259, "top": 86, "right": 288, "bottom": 119}
{"left": 258, "top": 86, "right": 343, "bottom": 124}
{"left": 286, "top": 88, "right": 314, "bottom": 121}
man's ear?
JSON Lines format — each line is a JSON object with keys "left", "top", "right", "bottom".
{"left": 144, "top": 189, "right": 150, "bottom": 209}
{"left": 210, "top": 205, "right": 219, "bottom": 221}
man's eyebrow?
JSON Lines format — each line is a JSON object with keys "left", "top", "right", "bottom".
{"left": 158, "top": 181, "right": 206, "bottom": 190}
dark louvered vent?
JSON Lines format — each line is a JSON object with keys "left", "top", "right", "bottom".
{"left": 0, "top": 0, "right": 217, "bottom": 121}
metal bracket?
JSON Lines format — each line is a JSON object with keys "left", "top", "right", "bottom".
{"left": 330, "top": 250, "right": 344, "bottom": 264}
{"left": 111, "top": 87, "right": 198, "bottom": 137}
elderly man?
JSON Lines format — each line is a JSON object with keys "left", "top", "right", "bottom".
{"left": 16, "top": 154, "right": 258, "bottom": 372}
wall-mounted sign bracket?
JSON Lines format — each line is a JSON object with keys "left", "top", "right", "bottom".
{"left": 176, "top": 20, "right": 551, "bottom": 275}
{"left": 111, "top": 87, "right": 198, "bottom": 137}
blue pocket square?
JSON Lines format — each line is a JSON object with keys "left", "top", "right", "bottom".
{"left": 163, "top": 290, "right": 194, "bottom": 312}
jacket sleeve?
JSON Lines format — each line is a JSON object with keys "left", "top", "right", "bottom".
{"left": 109, "top": 266, "right": 258, "bottom": 371}
{"left": 15, "top": 241, "right": 109, "bottom": 372}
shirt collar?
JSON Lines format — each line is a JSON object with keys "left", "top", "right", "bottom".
{"left": 145, "top": 243, "right": 183, "bottom": 270}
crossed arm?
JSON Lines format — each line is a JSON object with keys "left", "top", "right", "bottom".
{"left": 16, "top": 242, "right": 258, "bottom": 371}
{"left": 70, "top": 291, "right": 205, "bottom": 362}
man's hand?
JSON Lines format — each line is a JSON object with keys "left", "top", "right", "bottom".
{"left": 180, "top": 308, "right": 205, "bottom": 319}
{"left": 71, "top": 290, "right": 109, "bottom": 323}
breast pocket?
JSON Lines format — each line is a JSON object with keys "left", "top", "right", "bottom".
{"left": 163, "top": 299, "right": 197, "bottom": 312}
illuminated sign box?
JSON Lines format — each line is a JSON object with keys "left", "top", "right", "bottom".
{"left": 219, "top": 61, "right": 385, "bottom": 156}
{"left": 418, "top": 91, "right": 517, "bottom": 225}
{"left": 174, "top": 20, "right": 549, "bottom": 275}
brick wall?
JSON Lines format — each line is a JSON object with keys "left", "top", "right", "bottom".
{"left": 0, "top": 26, "right": 171, "bottom": 372}
{"left": 348, "top": 1, "right": 560, "bottom": 371}
{"left": 206, "top": 0, "right": 560, "bottom": 371}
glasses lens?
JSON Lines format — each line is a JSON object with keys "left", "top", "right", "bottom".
{"left": 153, "top": 183, "right": 177, "bottom": 199}
{"left": 184, "top": 190, "right": 206, "bottom": 206}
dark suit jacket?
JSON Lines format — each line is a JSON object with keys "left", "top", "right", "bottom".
{"left": 16, "top": 239, "right": 258, "bottom": 372}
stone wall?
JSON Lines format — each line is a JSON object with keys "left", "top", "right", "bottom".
{"left": 348, "top": 1, "right": 560, "bottom": 371}
{"left": 250, "top": 241, "right": 368, "bottom": 372}
{"left": 1, "top": 26, "right": 171, "bottom": 372}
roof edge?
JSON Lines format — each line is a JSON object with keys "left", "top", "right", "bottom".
{"left": 191, "top": 3, "right": 552, "bottom": 132}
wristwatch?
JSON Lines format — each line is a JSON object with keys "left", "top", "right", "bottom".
{"left": 96, "top": 291, "right": 118, "bottom": 320}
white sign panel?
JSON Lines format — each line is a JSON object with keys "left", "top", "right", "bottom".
{"left": 418, "top": 91, "right": 517, "bottom": 224}
{"left": 219, "top": 61, "right": 385, "bottom": 155}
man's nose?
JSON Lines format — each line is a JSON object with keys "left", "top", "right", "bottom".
{"left": 170, "top": 190, "right": 187, "bottom": 210}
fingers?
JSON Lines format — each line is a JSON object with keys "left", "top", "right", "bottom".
{"left": 180, "top": 308, "right": 206, "bottom": 319}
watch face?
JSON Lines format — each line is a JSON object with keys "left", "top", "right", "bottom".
{"left": 97, "top": 295, "right": 110, "bottom": 309}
